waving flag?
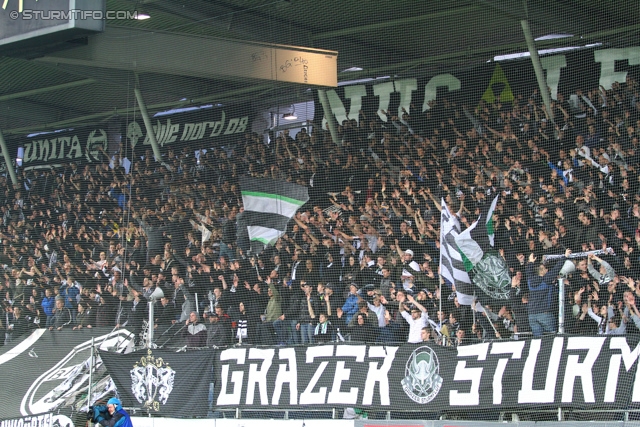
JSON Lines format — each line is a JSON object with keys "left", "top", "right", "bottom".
{"left": 238, "top": 176, "right": 309, "bottom": 254}
{"left": 439, "top": 199, "right": 475, "bottom": 305}
{"left": 455, "top": 195, "right": 510, "bottom": 301}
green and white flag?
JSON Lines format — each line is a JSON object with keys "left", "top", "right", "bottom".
{"left": 239, "top": 176, "right": 309, "bottom": 254}
{"left": 454, "top": 195, "right": 510, "bottom": 300}
{"left": 439, "top": 199, "right": 475, "bottom": 305}
{"left": 455, "top": 195, "right": 498, "bottom": 270}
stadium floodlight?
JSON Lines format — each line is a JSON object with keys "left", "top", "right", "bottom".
{"left": 135, "top": 9, "right": 151, "bottom": 20}
{"left": 16, "top": 147, "right": 23, "bottom": 167}
{"left": 283, "top": 105, "right": 297, "bottom": 120}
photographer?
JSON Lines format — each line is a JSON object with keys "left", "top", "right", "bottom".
{"left": 89, "top": 397, "right": 132, "bottom": 427}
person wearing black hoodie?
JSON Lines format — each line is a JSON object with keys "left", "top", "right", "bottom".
{"left": 205, "top": 306, "right": 232, "bottom": 347}
{"left": 166, "top": 213, "right": 190, "bottom": 256}
{"left": 5, "top": 306, "right": 30, "bottom": 343}
{"left": 133, "top": 212, "right": 168, "bottom": 263}
{"left": 219, "top": 272, "right": 249, "bottom": 319}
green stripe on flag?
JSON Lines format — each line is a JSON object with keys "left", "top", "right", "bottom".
{"left": 240, "top": 176, "right": 309, "bottom": 204}
{"left": 241, "top": 191, "right": 307, "bottom": 207}
{"left": 242, "top": 194, "right": 305, "bottom": 218}
{"left": 247, "top": 225, "right": 283, "bottom": 246}
{"left": 238, "top": 176, "right": 309, "bottom": 254}
{"left": 460, "top": 251, "right": 475, "bottom": 272}
{"left": 486, "top": 218, "right": 494, "bottom": 236}
{"left": 455, "top": 221, "right": 485, "bottom": 268}
{"left": 251, "top": 237, "right": 275, "bottom": 245}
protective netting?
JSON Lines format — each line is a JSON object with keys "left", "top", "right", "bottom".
{"left": 1, "top": 1, "right": 640, "bottom": 425}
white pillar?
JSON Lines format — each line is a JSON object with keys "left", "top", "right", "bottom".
{"left": 520, "top": 18, "right": 555, "bottom": 122}
{"left": 557, "top": 277, "right": 564, "bottom": 334}
{"left": 0, "top": 130, "right": 18, "bottom": 186}
{"left": 318, "top": 89, "right": 341, "bottom": 146}
{"left": 134, "top": 87, "right": 163, "bottom": 163}
{"left": 147, "top": 301, "right": 154, "bottom": 348}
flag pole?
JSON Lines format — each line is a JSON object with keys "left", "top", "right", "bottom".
{"left": 88, "top": 337, "right": 94, "bottom": 410}
{"left": 472, "top": 291, "right": 476, "bottom": 324}
{"left": 558, "top": 277, "right": 565, "bottom": 334}
{"left": 482, "top": 304, "right": 500, "bottom": 337}
{"left": 438, "top": 278, "right": 442, "bottom": 329}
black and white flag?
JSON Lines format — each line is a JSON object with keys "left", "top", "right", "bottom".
{"left": 100, "top": 348, "right": 215, "bottom": 417}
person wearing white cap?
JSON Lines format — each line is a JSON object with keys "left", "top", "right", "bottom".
{"left": 401, "top": 249, "right": 421, "bottom": 272}
{"left": 401, "top": 268, "right": 416, "bottom": 293}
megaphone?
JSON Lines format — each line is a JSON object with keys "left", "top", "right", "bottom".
{"left": 149, "top": 286, "right": 164, "bottom": 301}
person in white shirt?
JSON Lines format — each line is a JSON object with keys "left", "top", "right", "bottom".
{"left": 586, "top": 292, "right": 626, "bottom": 335}
{"left": 400, "top": 294, "right": 430, "bottom": 343}
{"left": 575, "top": 135, "right": 591, "bottom": 166}
{"left": 368, "top": 295, "right": 387, "bottom": 327}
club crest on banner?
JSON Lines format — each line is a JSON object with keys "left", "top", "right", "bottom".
{"left": 85, "top": 129, "right": 108, "bottom": 162}
{"left": 471, "top": 252, "right": 511, "bottom": 300}
{"left": 19, "top": 330, "right": 134, "bottom": 418}
{"left": 130, "top": 349, "right": 176, "bottom": 411}
{"left": 401, "top": 346, "right": 443, "bottom": 404}
{"left": 126, "top": 122, "right": 143, "bottom": 149}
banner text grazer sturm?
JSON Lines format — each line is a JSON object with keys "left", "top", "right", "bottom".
{"left": 213, "top": 337, "right": 640, "bottom": 411}
{"left": 2, "top": 335, "right": 640, "bottom": 419}
{"left": 5, "top": 105, "right": 251, "bottom": 169}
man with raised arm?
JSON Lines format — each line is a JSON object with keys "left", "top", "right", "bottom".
{"left": 526, "top": 248, "right": 571, "bottom": 336}
{"left": 400, "top": 294, "right": 431, "bottom": 343}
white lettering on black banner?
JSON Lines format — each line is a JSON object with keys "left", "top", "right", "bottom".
{"left": 213, "top": 337, "right": 640, "bottom": 411}
{"left": 322, "top": 47, "right": 640, "bottom": 127}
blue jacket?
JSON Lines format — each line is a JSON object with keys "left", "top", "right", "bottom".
{"left": 342, "top": 294, "right": 359, "bottom": 324}
{"left": 60, "top": 284, "right": 79, "bottom": 309}
{"left": 526, "top": 258, "right": 566, "bottom": 315}
{"left": 547, "top": 161, "right": 569, "bottom": 191}
{"left": 41, "top": 296, "right": 55, "bottom": 317}
{"left": 94, "top": 406, "right": 133, "bottom": 427}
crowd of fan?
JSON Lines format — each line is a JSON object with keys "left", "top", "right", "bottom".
{"left": 2, "top": 76, "right": 640, "bottom": 348}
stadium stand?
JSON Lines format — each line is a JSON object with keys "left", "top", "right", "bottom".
{"left": 1, "top": 1, "right": 640, "bottom": 425}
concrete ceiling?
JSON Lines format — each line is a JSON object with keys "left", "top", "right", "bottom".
{"left": 0, "top": 0, "right": 638, "bottom": 136}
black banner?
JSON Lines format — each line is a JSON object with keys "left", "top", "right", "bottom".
{"left": 213, "top": 336, "right": 640, "bottom": 411}
{"left": 317, "top": 46, "right": 640, "bottom": 125}
{"left": 0, "top": 412, "right": 75, "bottom": 427}
{"left": 7, "top": 104, "right": 252, "bottom": 169}
{"left": 0, "top": 327, "right": 134, "bottom": 420}
{"left": 2, "top": 334, "right": 640, "bottom": 419}
{"left": 100, "top": 347, "right": 215, "bottom": 417}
